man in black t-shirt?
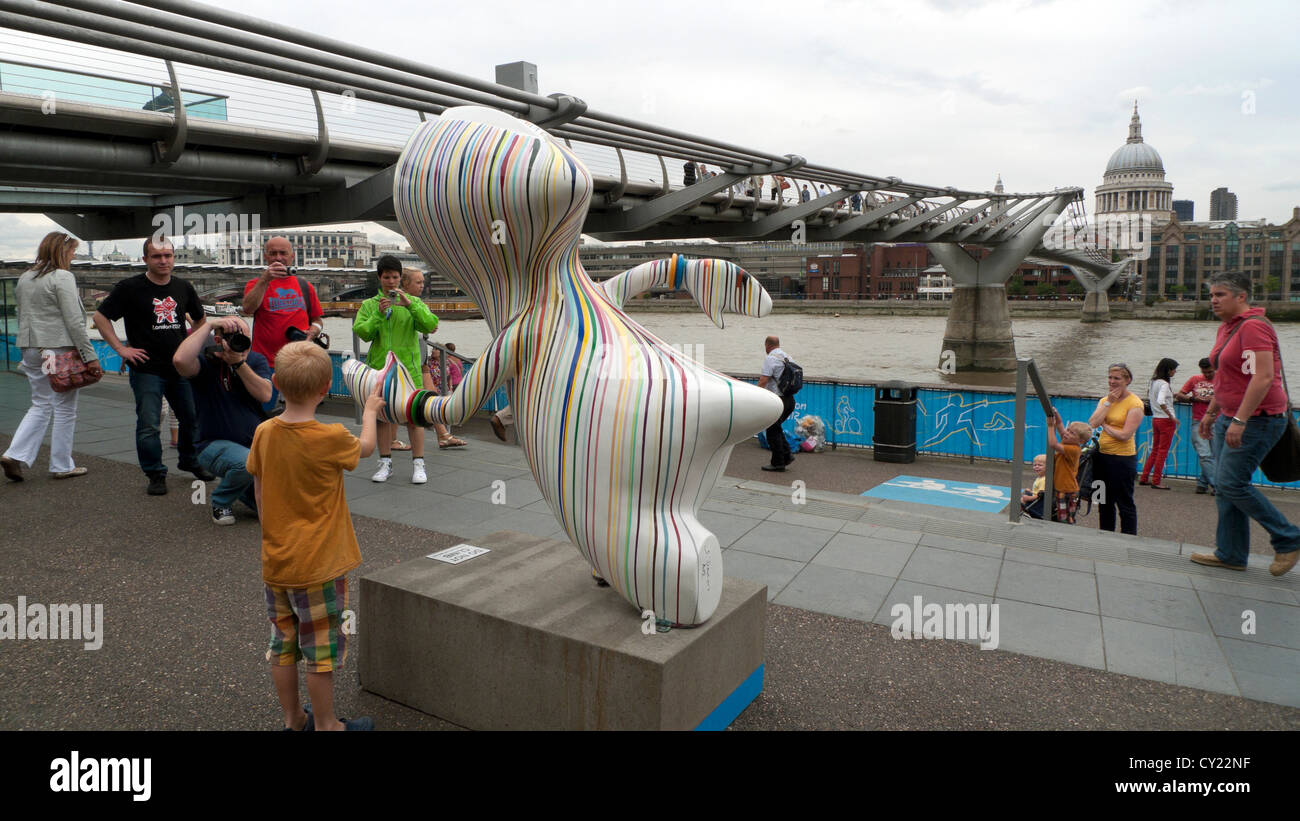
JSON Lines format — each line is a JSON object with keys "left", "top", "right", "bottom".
{"left": 173, "top": 316, "right": 272, "bottom": 525}
{"left": 92, "top": 236, "right": 213, "bottom": 495}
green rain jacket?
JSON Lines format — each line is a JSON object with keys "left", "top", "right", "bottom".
{"left": 353, "top": 293, "right": 439, "bottom": 377}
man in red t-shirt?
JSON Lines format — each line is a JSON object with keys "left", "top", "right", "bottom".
{"left": 1175, "top": 357, "right": 1217, "bottom": 493}
{"left": 240, "top": 236, "right": 324, "bottom": 369}
{"left": 1189, "top": 271, "right": 1298, "bottom": 577}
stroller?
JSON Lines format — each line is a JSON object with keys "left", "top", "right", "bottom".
{"left": 1020, "top": 432, "right": 1101, "bottom": 522}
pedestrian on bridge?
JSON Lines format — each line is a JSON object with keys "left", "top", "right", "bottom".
{"left": 2, "top": 232, "right": 102, "bottom": 482}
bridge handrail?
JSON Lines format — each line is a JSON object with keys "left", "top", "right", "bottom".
{"left": 1010, "top": 358, "right": 1057, "bottom": 523}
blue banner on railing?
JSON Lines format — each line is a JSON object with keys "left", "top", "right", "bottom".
{"left": 749, "top": 377, "right": 1300, "bottom": 490}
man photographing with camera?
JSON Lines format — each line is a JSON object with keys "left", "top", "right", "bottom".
{"left": 241, "top": 236, "right": 324, "bottom": 367}
{"left": 173, "top": 315, "right": 272, "bottom": 525}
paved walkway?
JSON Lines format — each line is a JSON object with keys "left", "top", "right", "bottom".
{"left": 3, "top": 373, "right": 1297, "bottom": 716}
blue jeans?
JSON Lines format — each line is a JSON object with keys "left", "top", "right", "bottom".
{"left": 1190, "top": 427, "right": 1216, "bottom": 489}
{"left": 197, "top": 440, "right": 255, "bottom": 510}
{"left": 1211, "top": 414, "right": 1300, "bottom": 566}
{"left": 129, "top": 369, "right": 198, "bottom": 476}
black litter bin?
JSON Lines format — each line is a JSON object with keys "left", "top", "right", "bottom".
{"left": 873, "top": 381, "right": 917, "bottom": 463}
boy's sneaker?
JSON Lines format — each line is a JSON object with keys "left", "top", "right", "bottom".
{"left": 147, "top": 473, "right": 168, "bottom": 495}
{"left": 412, "top": 458, "right": 427, "bottom": 484}
{"left": 212, "top": 505, "right": 236, "bottom": 526}
{"left": 341, "top": 716, "right": 374, "bottom": 731}
{"left": 371, "top": 458, "right": 392, "bottom": 483}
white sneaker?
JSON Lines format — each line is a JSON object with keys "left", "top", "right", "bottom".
{"left": 412, "top": 459, "right": 427, "bottom": 484}
{"left": 371, "top": 458, "right": 392, "bottom": 483}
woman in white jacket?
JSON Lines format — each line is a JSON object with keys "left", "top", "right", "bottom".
{"left": 1139, "top": 357, "right": 1180, "bottom": 490}
{"left": 1, "top": 232, "right": 101, "bottom": 481}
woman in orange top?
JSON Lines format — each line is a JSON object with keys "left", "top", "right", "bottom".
{"left": 1087, "top": 363, "right": 1145, "bottom": 534}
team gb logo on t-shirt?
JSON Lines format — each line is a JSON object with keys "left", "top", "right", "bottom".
{"left": 152, "top": 296, "right": 178, "bottom": 324}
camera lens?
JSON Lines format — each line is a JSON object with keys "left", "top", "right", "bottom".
{"left": 285, "top": 326, "right": 308, "bottom": 342}
{"left": 226, "top": 331, "right": 251, "bottom": 353}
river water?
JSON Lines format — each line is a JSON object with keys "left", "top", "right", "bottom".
{"left": 95, "top": 312, "right": 1300, "bottom": 398}
{"left": 319, "top": 313, "right": 1300, "bottom": 398}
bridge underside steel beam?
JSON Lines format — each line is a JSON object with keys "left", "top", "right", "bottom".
{"left": 925, "top": 191, "right": 1079, "bottom": 372}
{"left": 1029, "top": 248, "right": 1137, "bottom": 323}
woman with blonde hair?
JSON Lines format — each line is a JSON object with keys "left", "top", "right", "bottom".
{"left": 1087, "top": 362, "right": 1145, "bottom": 534}
{"left": 1, "top": 232, "right": 101, "bottom": 481}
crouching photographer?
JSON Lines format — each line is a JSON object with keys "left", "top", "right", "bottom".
{"left": 173, "top": 316, "right": 272, "bottom": 525}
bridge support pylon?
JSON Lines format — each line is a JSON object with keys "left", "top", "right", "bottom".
{"left": 928, "top": 243, "right": 1024, "bottom": 372}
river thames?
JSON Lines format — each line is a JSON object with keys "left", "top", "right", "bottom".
{"left": 318, "top": 312, "right": 1300, "bottom": 398}
{"left": 89, "top": 311, "right": 1300, "bottom": 399}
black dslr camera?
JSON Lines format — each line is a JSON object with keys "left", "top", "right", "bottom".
{"left": 204, "top": 328, "right": 251, "bottom": 361}
{"left": 285, "top": 325, "right": 330, "bottom": 350}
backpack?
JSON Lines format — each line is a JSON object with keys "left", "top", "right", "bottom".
{"left": 777, "top": 356, "right": 803, "bottom": 396}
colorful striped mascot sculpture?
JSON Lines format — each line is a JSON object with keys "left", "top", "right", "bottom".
{"left": 350, "top": 105, "right": 782, "bottom": 625}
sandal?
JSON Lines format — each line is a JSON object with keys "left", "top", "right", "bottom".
{"left": 391, "top": 440, "right": 412, "bottom": 451}
{"left": 438, "top": 435, "right": 467, "bottom": 449}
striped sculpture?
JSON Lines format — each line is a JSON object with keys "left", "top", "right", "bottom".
{"left": 381, "top": 105, "right": 782, "bottom": 625}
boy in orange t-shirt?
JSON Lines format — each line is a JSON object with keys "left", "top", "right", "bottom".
{"left": 246, "top": 342, "right": 383, "bottom": 731}
{"left": 1047, "top": 409, "right": 1094, "bottom": 525}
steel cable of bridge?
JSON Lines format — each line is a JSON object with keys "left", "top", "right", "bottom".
{"left": 35, "top": 0, "right": 789, "bottom": 172}
{"left": 0, "top": 2, "right": 486, "bottom": 115}
{"left": 112, "top": 0, "right": 556, "bottom": 110}
{"left": 42, "top": 0, "right": 541, "bottom": 117}
{"left": 0, "top": 32, "right": 356, "bottom": 138}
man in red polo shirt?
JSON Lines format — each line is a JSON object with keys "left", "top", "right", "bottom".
{"left": 240, "top": 236, "right": 324, "bottom": 368}
{"left": 1189, "top": 271, "right": 1298, "bottom": 577}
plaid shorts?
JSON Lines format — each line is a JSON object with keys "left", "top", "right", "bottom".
{"left": 265, "top": 576, "right": 348, "bottom": 672}
{"left": 1052, "top": 491, "right": 1079, "bottom": 525}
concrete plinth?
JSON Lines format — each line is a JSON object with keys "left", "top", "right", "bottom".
{"left": 359, "top": 531, "right": 766, "bottom": 730}
{"left": 941, "top": 285, "right": 1017, "bottom": 371}
{"left": 1081, "top": 290, "right": 1111, "bottom": 322}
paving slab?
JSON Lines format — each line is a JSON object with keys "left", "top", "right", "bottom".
{"left": 1100, "top": 617, "right": 1239, "bottom": 695}
{"left": 1096, "top": 574, "right": 1212, "bottom": 633}
{"left": 698, "top": 511, "right": 762, "bottom": 549}
{"left": 918, "top": 532, "right": 1004, "bottom": 559}
{"left": 728, "top": 520, "right": 836, "bottom": 563}
{"left": 1093, "top": 561, "right": 1194, "bottom": 588}
{"left": 459, "top": 476, "right": 545, "bottom": 508}
{"left": 899, "top": 545, "right": 1002, "bottom": 596}
{"left": 766, "top": 508, "right": 846, "bottom": 533}
{"left": 1196, "top": 591, "right": 1300, "bottom": 651}
{"left": 870, "top": 579, "right": 995, "bottom": 637}
{"left": 995, "top": 561, "right": 1099, "bottom": 614}
{"left": 1216, "top": 639, "right": 1300, "bottom": 708}
{"left": 811, "top": 531, "right": 916, "bottom": 578}
{"left": 1002, "top": 546, "right": 1094, "bottom": 573}
{"left": 994, "top": 599, "right": 1106, "bottom": 670}
{"left": 721, "top": 549, "right": 802, "bottom": 601}
{"left": 773, "top": 564, "right": 895, "bottom": 623}
{"left": 839, "top": 520, "right": 922, "bottom": 545}
{"left": 1188, "top": 574, "right": 1299, "bottom": 606}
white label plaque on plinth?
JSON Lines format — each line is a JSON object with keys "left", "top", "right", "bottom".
{"left": 427, "top": 544, "right": 490, "bottom": 564}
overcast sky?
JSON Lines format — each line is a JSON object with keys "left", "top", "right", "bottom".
{"left": 3, "top": 0, "right": 1297, "bottom": 259}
